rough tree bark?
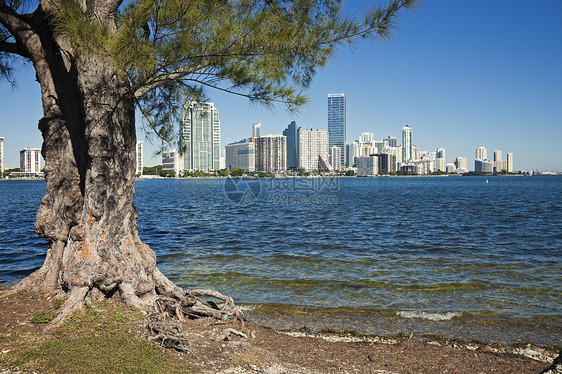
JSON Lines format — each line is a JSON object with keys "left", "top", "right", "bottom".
{"left": 2, "top": 0, "right": 238, "bottom": 327}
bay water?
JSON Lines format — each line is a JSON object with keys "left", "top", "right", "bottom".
{"left": 1, "top": 176, "right": 560, "bottom": 347}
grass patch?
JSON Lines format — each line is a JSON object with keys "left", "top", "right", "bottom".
{"left": 2, "top": 301, "right": 193, "bottom": 374}
{"left": 30, "top": 311, "right": 58, "bottom": 324}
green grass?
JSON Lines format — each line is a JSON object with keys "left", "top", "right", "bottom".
{"left": 2, "top": 301, "right": 194, "bottom": 374}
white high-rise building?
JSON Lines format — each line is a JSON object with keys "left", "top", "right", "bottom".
{"left": 180, "top": 102, "right": 221, "bottom": 172}
{"left": 297, "top": 127, "right": 329, "bottom": 172}
{"left": 20, "top": 147, "right": 41, "bottom": 173}
{"left": 493, "top": 150, "right": 502, "bottom": 162}
{"left": 436, "top": 147, "right": 446, "bottom": 171}
{"left": 507, "top": 152, "right": 514, "bottom": 173}
{"left": 436, "top": 147, "right": 445, "bottom": 160}
{"left": 136, "top": 141, "right": 143, "bottom": 175}
{"left": 252, "top": 123, "right": 261, "bottom": 139}
{"left": 329, "top": 145, "right": 342, "bottom": 171}
{"left": 255, "top": 134, "right": 286, "bottom": 172}
{"left": 162, "top": 149, "right": 184, "bottom": 176}
{"left": 0, "top": 137, "right": 4, "bottom": 173}
{"left": 454, "top": 157, "right": 468, "bottom": 170}
{"left": 356, "top": 155, "right": 379, "bottom": 176}
{"left": 476, "top": 146, "right": 487, "bottom": 161}
{"left": 402, "top": 125, "right": 412, "bottom": 161}
{"left": 225, "top": 139, "right": 255, "bottom": 172}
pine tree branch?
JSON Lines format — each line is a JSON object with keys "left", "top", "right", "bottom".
{"left": 0, "top": 38, "right": 30, "bottom": 58}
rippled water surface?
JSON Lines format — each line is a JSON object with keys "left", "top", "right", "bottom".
{"left": 1, "top": 176, "right": 561, "bottom": 345}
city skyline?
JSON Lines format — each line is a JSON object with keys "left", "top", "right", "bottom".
{"left": 1, "top": 1, "right": 561, "bottom": 171}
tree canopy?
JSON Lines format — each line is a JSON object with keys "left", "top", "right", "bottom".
{"left": 1, "top": 0, "right": 416, "bottom": 142}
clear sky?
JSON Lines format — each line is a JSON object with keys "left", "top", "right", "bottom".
{"left": 1, "top": 0, "right": 561, "bottom": 171}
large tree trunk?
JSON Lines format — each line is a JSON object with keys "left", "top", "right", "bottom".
{"left": 10, "top": 3, "right": 238, "bottom": 326}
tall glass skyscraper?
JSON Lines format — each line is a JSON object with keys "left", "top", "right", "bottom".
{"left": 283, "top": 121, "right": 298, "bottom": 170}
{"left": 401, "top": 124, "right": 412, "bottom": 162}
{"left": 328, "top": 93, "right": 345, "bottom": 164}
{"left": 180, "top": 102, "right": 221, "bottom": 172}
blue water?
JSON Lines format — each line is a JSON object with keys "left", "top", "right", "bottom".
{"left": 1, "top": 176, "right": 561, "bottom": 345}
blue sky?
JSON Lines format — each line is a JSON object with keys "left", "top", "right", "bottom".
{"left": 1, "top": 0, "right": 561, "bottom": 171}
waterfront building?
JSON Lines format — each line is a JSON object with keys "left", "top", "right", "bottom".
{"left": 356, "top": 155, "right": 378, "bottom": 176}
{"left": 283, "top": 121, "right": 298, "bottom": 170}
{"left": 493, "top": 149, "right": 502, "bottom": 162}
{"left": 328, "top": 93, "right": 345, "bottom": 165}
{"left": 255, "top": 134, "right": 286, "bottom": 172}
{"left": 220, "top": 148, "right": 226, "bottom": 170}
{"left": 329, "top": 145, "right": 342, "bottom": 171}
{"left": 377, "top": 153, "right": 397, "bottom": 173}
{"left": 297, "top": 127, "right": 329, "bottom": 172}
{"left": 345, "top": 141, "right": 359, "bottom": 168}
{"left": 162, "top": 149, "right": 184, "bottom": 176}
{"left": 475, "top": 159, "right": 493, "bottom": 174}
{"left": 454, "top": 157, "right": 467, "bottom": 170}
{"left": 136, "top": 141, "right": 143, "bottom": 175}
{"left": 20, "top": 147, "right": 41, "bottom": 173}
{"left": 401, "top": 124, "right": 413, "bottom": 161}
{"left": 507, "top": 152, "right": 514, "bottom": 173}
{"left": 476, "top": 146, "right": 487, "bottom": 161}
{"left": 180, "top": 102, "right": 221, "bottom": 172}
{"left": 252, "top": 123, "right": 261, "bottom": 139}
{"left": 225, "top": 139, "right": 255, "bottom": 172}
{"left": 446, "top": 163, "right": 456, "bottom": 173}
{"left": 436, "top": 147, "right": 445, "bottom": 160}
{"left": 436, "top": 158, "right": 446, "bottom": 172}
{"left": 0, "top": 137, "right": 4, "bottom": 173}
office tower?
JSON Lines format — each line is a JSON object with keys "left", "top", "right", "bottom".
{"left": 180, "top": 102, "right": 221, "bottom": 172}
{"left": 476, "top": 146, "right": 487, "bottom": 161}
{"left": 507, "top": 152, "right": 514, "bottom": 173}
{"left": 297, "top": 127, "right": 329, "bottom": 171}
{"left": 328, "top": 93, "right": 345, "bottom": 164}
{"left": 345, "top": 142, "right": 359, "bottom": 168}
{"left": 0, "top": 137, "right": 4, "bottom": 173}
{"left": 436, "top": 147, "right": 445, "bottom": 160}
{"left": 360, "top": 132, "right": 375, "bottom": 144}
{"left": 454, "top": 157, "right": 468, "bottom": 170}
{"left": 401, "top": 124, "right": 412, "bottom": 161}
{"left": 283, "top": 121, "right": 298, "bottom": 170}
{"left": 252, "top": 123, "right": 261, "bottom": 139}
{"left": 329, "top": 146, "right": 342, "bottom": 171}
{"left": 377, "top": 153, "right": 397, "bottom": 173}
{"left": 225, "top": 139, "right": 255, "bottom": 172}
{"left": 255, "top": 134, "right": 286, "bottom": 172}
{"left": 411, "top": 144, "right": 418, "bottom": 161}
{"left": 493, "top": 150, "right": 502, "bottom": 162}
{"left": 20, "top": 147, "right": 41, "bottom": 173}
{"left": 356, "top": 155, "right": 378, "bottom": 176}
{"left": 162, "top": 149, "right": 184, "bottom": 176}
{"left": 135, "top": 141, "right": 143, "bottom": 175}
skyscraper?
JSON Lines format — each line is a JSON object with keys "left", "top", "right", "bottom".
{"left": 328, "top": 93, "right": 345, "bottom": 164}
{"left": 180, "top": 102, "right": 221, "bottom": 172}
{"left": 385, "top": 136, "right": 398, "bottom": 148}
{"left": 0, "top": 137, "right": 4, "bottom": 174}
{"left": 225, "top": 139, "right": 255, "bottom": 172}
{"left": 476, "top": 146, "right": 487, "bottom": 161}
{"left": 252, "top": 123, "right": 261, "bottom": 139}
{"left": 20, "top": 147, "right": 41, "bottom": 173}
{"left": 162, "top": 149, "right": 184, "bottom": 176}
{"left": 297, "top": 127, "right": 329, "bottom": 171}
{"left": 493, "top": 149, "right": 502, "bottom": 162}
{"left": 255, "top": 134, "right": 286, "bottom": 172}
{"left": 283, "top": 121, "right": 298, "bottom": 170}
{"left": 401, "top": 124, "right": 412, "bottom": 162}
{"left": 507, "top": 152, "right": 514, "bottom": 173}
{"left": 329, "top": 146, "right": 342, "bottom": 171}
